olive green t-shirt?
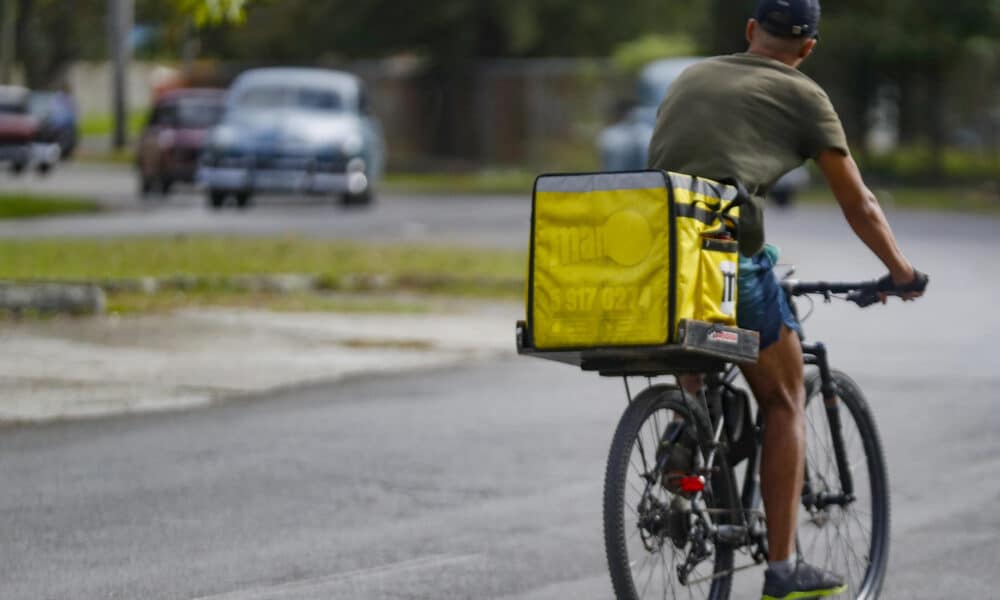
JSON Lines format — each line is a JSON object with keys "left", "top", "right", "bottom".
{"left": 647, "top": 52, "right": 849, "bottom": 195}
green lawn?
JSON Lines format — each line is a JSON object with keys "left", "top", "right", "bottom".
{"left": 0, "top": 237, "right": 526, "bottom": 314}
{"left": 79, "top": 111, "right": 147, "bottom": 138}
{"left": 0, "top": 237, "right": 523, "bottom": 281}
{"left": 0, "top": 193, "right": 101, "bottom": 219}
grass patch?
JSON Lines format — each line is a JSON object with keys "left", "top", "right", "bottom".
{"left": 0, "top": 193, "right": 101, "bottom": 219}
{"left": 0, "top": 237, "right": 525, "bottom": 316}
{"left": 106, "top": 290, "right": 434, "bottom": 315}
{"left": 798, "top": 185, "right": 1000, "bottom": 214}
{"left": 0, "top": 237, "right": 525, "bottom": 282}
{"left": 80, "top": 110, "right": 147, "bottom": 139}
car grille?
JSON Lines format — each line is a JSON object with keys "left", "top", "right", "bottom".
{"left": 209, "top": 150, "right": 348, "bottom": 172}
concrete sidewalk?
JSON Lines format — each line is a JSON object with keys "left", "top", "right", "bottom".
{"left": 0, "top": 304, "right": 519, "bottom": 422}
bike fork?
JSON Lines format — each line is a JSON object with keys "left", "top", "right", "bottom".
{"left": 802, "top": 342, "right": 855, "bottom": 502}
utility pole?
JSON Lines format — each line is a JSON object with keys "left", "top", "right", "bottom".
{"left": 108, "top": 0, "right": 133, "bottom": 149}
{"left": 0, "top": 0, "right": 17, "bottom": 84}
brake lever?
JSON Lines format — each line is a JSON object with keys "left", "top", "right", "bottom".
{"left": 847, "top": 289, "right": 880, "bottom": 308}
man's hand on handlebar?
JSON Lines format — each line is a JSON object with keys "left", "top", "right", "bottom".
{"left": 879, "top": 267, "right": 929, "bottom": 304}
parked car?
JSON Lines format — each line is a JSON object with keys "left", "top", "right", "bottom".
{"left": 28, "top": 90, "right": 78, "bottom": 159}
{"left": 597, "top": 57, "right": 808, "bottom": 206}
{"left": 0, "top": 86, "right": 60, "bottom": 175}
{"left": 198, "top": 67, "right": 385, "bottom": 209}
{"left": 136, "top": 88, "right": 226, "bottom": 197}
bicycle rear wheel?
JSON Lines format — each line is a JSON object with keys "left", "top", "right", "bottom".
{"left": 603, "top": 385, "right": 739, "bottom": 600}
{"left": 798, "top": 370, "right": 890, "bottom": 600}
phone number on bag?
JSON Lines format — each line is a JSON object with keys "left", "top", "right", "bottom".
{"left": 551, "top": 286, "right": 654, "bottom": 312}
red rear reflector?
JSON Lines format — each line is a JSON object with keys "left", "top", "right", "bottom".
{"left": 679, "top": 476, "right": 705, "bottom": 493}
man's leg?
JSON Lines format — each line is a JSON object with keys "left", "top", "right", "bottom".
{"left": 739, "top": 324, "right": 805, "bottom": 562}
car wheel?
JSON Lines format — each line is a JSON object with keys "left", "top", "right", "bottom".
{"left": 235, "top": 192, "right": 253, "bottom": 209}
{"left": 139, "top": 175, "right": 154, "bottom": 197}
{"left": 36, "top": 162, "right": 52, "bottom": 176}
{"left": 207, "top": 190, "right": 227, "bottom": 210}
{"left": 10, "top": 162, "right": 25, "bottom": 176}
{"left": 159, "top": 178, "right": 174, "bottom": 197}
{"left": 341, "top": 190, "right": 373, "bottom": 207}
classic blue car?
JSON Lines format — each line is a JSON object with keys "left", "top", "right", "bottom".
{"left": 597, "top": 57, "right": 808, "bottom": 206}
{"left": 198, "top": 67, "right": 385, "bottom": 208}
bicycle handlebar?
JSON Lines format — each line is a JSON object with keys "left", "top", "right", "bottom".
{"left": 782, "top": 271, "right": 929, "bottom": 308}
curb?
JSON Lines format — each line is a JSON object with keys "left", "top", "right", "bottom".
{"left": 0, "top": 282, "right": 106, "bottom": 315}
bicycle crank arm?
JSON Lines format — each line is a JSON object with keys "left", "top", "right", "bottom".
{"left": 685, "top": 561, "right": 761, "bottom": 585}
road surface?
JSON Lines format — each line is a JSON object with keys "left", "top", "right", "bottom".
{"left": 1, "top": 163, "right": 998, "bottom": 598}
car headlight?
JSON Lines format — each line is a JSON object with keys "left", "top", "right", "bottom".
{"left": 213, "top": 126, "right": 238, "bottom": 146}
{"left": 340, "top": 133, "right": 363, "bottom": 156}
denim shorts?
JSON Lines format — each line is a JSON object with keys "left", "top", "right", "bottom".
{"left": 736, "top": 245, "right": 802, "bottom": 350}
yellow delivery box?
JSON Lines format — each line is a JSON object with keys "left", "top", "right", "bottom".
{"left": 527, "top": 170, "right": 743, "bottom": 351}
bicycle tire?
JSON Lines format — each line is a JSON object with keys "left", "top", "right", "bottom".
{"left": 800, "top": 370, "right": 890, "bottom": 600}
{"left": 603, "top": 385, "right": 740, "bottom": 600}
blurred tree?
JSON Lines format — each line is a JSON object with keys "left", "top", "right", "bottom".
{"left": 171, "top": 0, "right": 251, "bottom": 26}
{"left": 14, "top": 0, "right": 104, "bottom": 89}
{"left": 704, "top": 0, "right": 1000, "bottom": 166}
{"left": 191, "top": 0, "right": 710, "bottom": 156}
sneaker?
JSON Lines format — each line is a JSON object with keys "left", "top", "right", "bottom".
{"left": 761, "top": 561, "right": 847, "bottom": 600}
{"left": 656, "top": 420, "right": 697, "bottom": 492}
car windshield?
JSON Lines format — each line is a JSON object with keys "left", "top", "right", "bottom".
{"left": 176, "top": 99, "right": 224, "bottom": 128}
{"left": 236, "top": 86, "right": 343, "bottom": 112}
{"left": 28, "top": 93, "right": 54, "bottom": 116}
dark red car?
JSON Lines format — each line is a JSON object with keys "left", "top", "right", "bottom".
{"left": 0, "top": 85, "right": 60, "bottom": 174}
{"left": 136, "top": 89, "right": 225, "bottom": 196}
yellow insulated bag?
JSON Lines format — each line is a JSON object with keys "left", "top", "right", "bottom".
{"left": 528, "top": 170, "right": 741, "bottom": 350}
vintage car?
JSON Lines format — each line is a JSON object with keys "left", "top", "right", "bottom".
{"left": 28, "top": 90, "right": 79, "bottom": 159}
{"left": 0, "top": 86, "right": 60, "bottom": 175}
{"left": 597, "top": 58, "right": 808, "bottom": 206}
{"left": 136, "top": 88, "right": 225, "bottom": 196}
{"left": 198, "top": 67, "right": 385, "bottom": 208}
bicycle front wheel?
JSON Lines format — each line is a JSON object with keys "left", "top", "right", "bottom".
{"left": 603, "top": 385, "right": 739, "bottom": 600}
{"left": 799, "top": 370, "right": 890, "bottom": 600}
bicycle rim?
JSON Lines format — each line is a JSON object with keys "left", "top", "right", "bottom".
{"left": 798, "top": 370, "right": 890, "bottom": 599}
{"left": 604, "top": 386, "right": 736, "bottom": 600}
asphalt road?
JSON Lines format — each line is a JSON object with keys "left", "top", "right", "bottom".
{"left": 2, "top": 163, "right": 999, "bottom": 598}
{"left": 2, "top": 163, "right": 998, "bottom": 255}
{"left": 0, "top": 164, "right": 531, "bottom": 247}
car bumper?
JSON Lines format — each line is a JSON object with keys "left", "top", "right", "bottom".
{"left": 0, "top": 143, "right": 60, "bottom": 165}
{"left": 197, "top": 166, "right": 369, "bottom": 195}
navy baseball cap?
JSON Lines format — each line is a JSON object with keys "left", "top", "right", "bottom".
{"left": 755, "top": 0, "right": 821, "bottom": 39}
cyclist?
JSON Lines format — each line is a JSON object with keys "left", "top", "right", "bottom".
{"left": 646, "top": 1, "right": 925, "bottom": 598}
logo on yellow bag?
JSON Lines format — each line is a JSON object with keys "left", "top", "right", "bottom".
{"left": 542, "top": 210, "right": 653, "bottom": 267}
{"left": 720, "top": 260, "right": 736, "bottom": 317}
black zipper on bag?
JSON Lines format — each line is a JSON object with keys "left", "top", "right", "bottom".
{"left": 666, "top": 171, "right": 678, "bottom": 344}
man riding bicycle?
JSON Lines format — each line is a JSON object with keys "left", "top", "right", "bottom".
{"left": 647, "top": 1, "right": 925, "bottom": 598}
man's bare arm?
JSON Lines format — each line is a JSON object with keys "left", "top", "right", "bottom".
{"left": 816, "top": 150, "right": 916, "bottom": 287}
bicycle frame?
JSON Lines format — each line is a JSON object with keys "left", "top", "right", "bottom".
{"left": 682, "top": 338, "right": 859, "bottom": 563}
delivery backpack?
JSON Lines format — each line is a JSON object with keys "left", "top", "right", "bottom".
{"left": 519, "top": 170, "right": 759, "bottom": 373}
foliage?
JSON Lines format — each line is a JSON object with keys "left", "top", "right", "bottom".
{"left": 170, "top": 0, "right": 252, "bottom": 26}
{"left": 195, "top": 0, "right": 707, "bottom": 63}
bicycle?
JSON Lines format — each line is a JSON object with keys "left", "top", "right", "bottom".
{"left": 589, "top": 274, "right": 929, "bottom": 600}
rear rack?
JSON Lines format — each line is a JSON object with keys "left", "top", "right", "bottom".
{"left": 516, "top": 319, "right": 759, "bottom": 377}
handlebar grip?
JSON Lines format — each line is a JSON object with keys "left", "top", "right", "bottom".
{"left": 876, "top": 270, "right": 929, "bottom": 294}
